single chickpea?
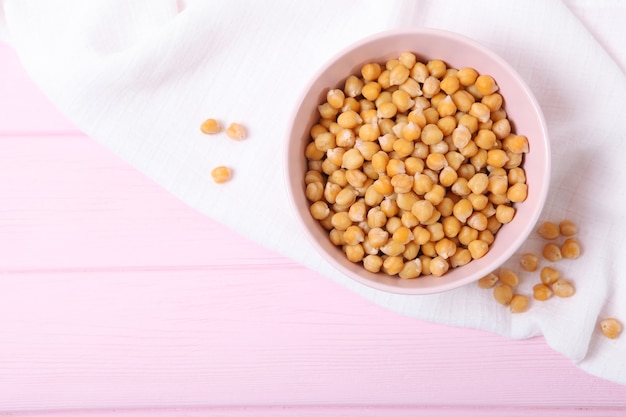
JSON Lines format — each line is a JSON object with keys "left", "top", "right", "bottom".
{"left": 600, "top": 318, "right": 623, "bottom": 339}
{"left": 358, "top": 123, "right": 380, "bottom": 142}
{"left": 329, "top": 228, "right": 346, "bottom": 246}
{"left": 200, "top": 118, "right": 222, "bottom": 134}
{"left": 487, "top": 175, "right": 508, "bottom": 195}
{"left": 344, "top": 75, "right": 364, "bottom": 97}
{"left": 363, "top": 254, "right": 384, "bottom": 273}
{"left": 304, "top": 141, "right": 326, "bottom": 163}
{"left": 475, "top": 74, "right": 499, "bottom": 95}
{"left": 211, "top": 166, "right": 232, "bottom": 184}
{"left": 361, "top": 62, "right": 382, "bottom": 81}
{"left": 486, "top": 216, "right": 503, "bottom": 235}
{"left": 498, "top": 269, "right": 519, "bottom": 287}
{"left": 458, "top": 226, "right": 478, "bottom": 247}
{"left": 343, "top": 225, "right": 365, "bottom": 246}
{"left": 304, "top": 170, "right": 324, "bottom": 184}
{"left": 400, "top": 78, "right": 422, "bottom": 98}
{"left": 331, "top": 212, "right": 352, "bottom": 231}
{"left": 335, "top": 188, "right": 357, "bottom": 207}
{"left": 486, "top": 149, "right": 510, "bottom": 168}
{"left": 509, "top": 294, "right": 529, "bottom": 313}
{"left": 389, "top": 64, "right": 410, "bottom": 86}
{"left": 478, "top": 272, "right": 499, "bottom": 289}
{"left": 422, "top": 244, "right": 439, "bottom": 260}
{"left": 450, "top": 248, "right": 472, "bottom": 267}
{"left": 410, "top": 62, "right": 429, "bottom": 82}
{"left": 468, "top": 193, "right": 489, "bottom": 211}
{"left": 348, "top": 200, "right": 367, "bottom": 222}
{"left": 537, "top": 221, "right": 560, "bottom": 239}
{"left": 327, "top": 89, "right": 346, "bottom": 109}
{"left": 468, "top": 240, "right": 489, "bottom": 259}
{"left": 452, "top": 124, "right": 472, "bottom": 149}
{"left": 225, "top": 123, "right": 246, "bottom": 140}
{"left": 435, "top": 238, "right": 457, "bottom": 259}
{"left": 412, "top": 226, "right": 431, "bottom": 245}
{"left": 467, "top": 212, "right": 488, "bottom": 231}
{"left": 368, "top": 227, "right": 389, "bottom": 248}
{"left": 481, "top": 93, "right": 503, "bottom": 112}
{"left": 507, "top": 183, "right": 528, "bottom": 203}
{"left": 457, "top": 67, "right": 479, "bottom": 86}
{"left": 561, "top": 238, "right": 581, "bottom": 259}
{"left": 399, "top": 259, "right": 422, "bottom": 279}
{"left": 427, "top": 59, "right": 447, "bottom": 78}
{"left": 533, "top": 283, "right": 553, "bottom": 301}
{"left": 469, "top": 102, "right": 491, "bottom": 123}
{"left": 437, "top": 198, "right": 455, "bottom": 218}
{"left": 492, "top": 118, "right": 511, "bottom": 140}
{"left": 362, "top": 81, "right": 382, "bottom": 101}
{"left": 309, "top": 201, "right": 330, "bottom": 220}
{"left": 440, "top": 76, "right": 460, "bottom": 95}
{"left": 315, "top": 132, "right": 336, "bottom": 152}
{"left": 493, "top": 284, "right": 513, "bottom": 305}
{"left": 542, "top": 243, "right": 563, "bottom": 262}
{"left": 393, "top": 138, "right": 415, "bottom": 158}
{"left": 345, "top": 244, "right": 365, "bottom": 263}
{"left": 396, "top": 192, "right": 419, "bottom": 212}
{"left": 378, "top": 70, "right": 392, "bottom": 89}
{"left": 474, "top": 129, "right": 497, "bottom": 150}
{"left": 552, "top": 279, "right": 575, "bottom": 298}
{"left": 503, "top": 134, "right": 529, "bottom": 154}
{"left": 559, "top": 220, "right": 578, "bottom": 236}
{"left": 305, "top": 182, "right": 324, "bottom": 202}
{"left": 392, "top": 226, "right": 414, "bottom": 245}
{"left": 495, "top": 204, "right": 515, "bottom": 224}
{"left": 345, "top": 169, "right": 368, "bottom": 188}
{"left": 430, "top": 256, "right": 450, "bottom": 277}
{"left": 507, "top": 167, "right": 526, "bottom": 185}
{"left": 519, "top": 253, "right": 539, "bottom": 271}
{"left": 422, "top": 76, "right": 441, "bottom": 98}
{"left": 337, "top": 110, "right": 362, "bottom": 129}
{"left": 421, "top": 124, "right": 444, "bottom": 145}
{"left": 382, "top": 255, "right": 404, "bottom": 275}
{"left": 452, "top": 199, "right": 473, "bottom": 223}
{"left": 403, "top": 241, "right": 420, "bottom": 261}
{"left": 467, "top": 173, "right": 489, "bottom": 194}
{"left": 437, "top": 95, "right": 457, "bottom": 117}
{"left": 399, "top": 52, "right": 417, "bottom": 69}
{"left": 540, "top": 267, "right": 560, "bottom": 285}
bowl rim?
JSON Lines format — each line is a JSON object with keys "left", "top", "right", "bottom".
{"left": 283, "top": 27, "right": 551, "bottom": 295}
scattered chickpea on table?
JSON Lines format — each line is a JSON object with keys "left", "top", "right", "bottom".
{"left": 479, "top": 219, "right": 622, "bottom": 340}
{"left": 479, "top": 219, "right": 578, "bottom": 312}
{"left": 200, "top": 118, "right": 248, "bottom": 184}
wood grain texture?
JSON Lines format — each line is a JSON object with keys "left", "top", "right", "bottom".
{"left": 2, "top": 267, "right": 626, "bottom": 411}
{"left": 2, "top": 39, "right": 626, "bottom": 416}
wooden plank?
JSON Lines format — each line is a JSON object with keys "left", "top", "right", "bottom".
{"left": 1, "top": 268, "right": 626, "bottom": 412}
{"left": 0, "top": 135, "right": 284, "bottom": 270}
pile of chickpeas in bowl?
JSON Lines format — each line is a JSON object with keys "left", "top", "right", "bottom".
{"left": 284, "top": 29, "right": 550, "bottom": 295}
{"left": 303, "top": 51, "right": 530, "bottom": 280}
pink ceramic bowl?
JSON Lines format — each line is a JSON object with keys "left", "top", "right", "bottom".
{"left": 284, "top": 28, "right": 550, "bottom": 294}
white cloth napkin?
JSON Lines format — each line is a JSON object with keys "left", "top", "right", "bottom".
{"left": 2, "top": 0, "right": 625, "bottom": 385}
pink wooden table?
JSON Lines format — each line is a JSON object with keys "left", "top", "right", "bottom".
{"left": 2, "top": 41, "right": 626, "bottom": 416}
